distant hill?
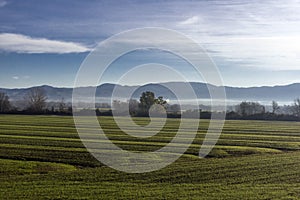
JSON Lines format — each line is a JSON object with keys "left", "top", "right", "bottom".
{"left": 1, "top": 82, "right": 300, "bottom": 104}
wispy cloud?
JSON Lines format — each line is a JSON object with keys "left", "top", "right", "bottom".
{"left": 179, "top": 16, "right": 200, "bottom": 25}
{"left": 2, "top": 0, "right": 300, "bottom": 87}
{"left": 174, "top": 0, "right": 300, "bottom": 71}
{"left": 12, "top": 75, "right": 31, "bottom": 80}
{"left": 202, "top": 36, "right": 300, "bottom": 70}
{"left": 0, "top": 33, "right": 91, "bottom": 54}
{"left": 0, "top": 0, "right": 7, "bottom": 8}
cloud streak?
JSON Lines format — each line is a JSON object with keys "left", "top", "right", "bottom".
{"left": 174, "top": 0, "right": 300, "bottom": 71}
{"left": 0, "top": 0, "right": 7, "bottom": 8}
{"left": 179, "top": 16, "right": 200, "bottom": 25}
{"left": 0, "top": 33, "right": 91, "bottom": 54}
{"left": 201, "top": 36, "right": 300, "bottom": 70}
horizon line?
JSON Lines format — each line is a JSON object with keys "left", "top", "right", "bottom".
{"left": 1, "top": 81, "right": 300, "bottom": 90}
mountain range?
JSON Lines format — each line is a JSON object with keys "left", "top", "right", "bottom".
{"left": 1, "top": 82, "right": 300, "bottom": 105}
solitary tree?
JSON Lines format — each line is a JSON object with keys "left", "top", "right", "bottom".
{"left": 272, "top": 100, "right": 280, "bottom": 114}
{"left": 0, "top": 92, "right": 11, "bottom": 113}
{"left": 139, "top": 91, "right": 156, "bottom": 114}
{"left": 138, "top": 91, "right": 167, "bottom": 116}
{"left": 25, "top": 88, "right": 47, "bottom": 113}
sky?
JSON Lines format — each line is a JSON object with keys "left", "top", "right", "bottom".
{"left": 1, "top": 0, "right": 300, "bottom": 88}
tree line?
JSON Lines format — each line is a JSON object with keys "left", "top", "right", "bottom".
{"left": 225, "top": 99, "right": 300, "bottom": 121}
{"left": 2, "top": 89, "right": 300, "bottom": 121}
{"left": 0, "top": 88, "right": 72, "bottom": 115}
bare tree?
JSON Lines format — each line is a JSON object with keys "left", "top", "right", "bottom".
{"left": 0, "top": 92, "right": 11, "bottom": 113}
{"left": 25, "top": 88, "right": 47, "bottom": 113}
{"left": 292, "top": 98, "right": 300, "bottom": 118}
{"left": 272, "top": 100, "right": 280, "bottom": 114}
{"left": 58, "top": 98, "right": 66, "bottom": 113}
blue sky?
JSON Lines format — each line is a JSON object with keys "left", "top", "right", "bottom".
{"left": 1, "top": 0, "right": 300, "bottom": 88}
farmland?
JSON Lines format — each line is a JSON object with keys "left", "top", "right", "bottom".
{"left": 1, "top": 115, "right": 300, "bottom": 199}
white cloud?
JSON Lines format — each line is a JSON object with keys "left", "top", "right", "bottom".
{"left": 173, "top": 0, "right": 300, "bottom": 71}
{"left": 0, "top": 0, "right": 7, "bottom": 8}
{"left": 179, "top": 16, "right": 200, "bottom": 25}
{"left": 0, "top": 33, "right": 91, "bottom": 54}
{"left": 199, "top": 35, "right": 300, "bottom": 71}
{"left": 12, "top": 75, "right": 31, "bottom": 80}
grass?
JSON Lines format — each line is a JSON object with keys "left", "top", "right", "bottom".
{"left": 1, "top": 115, "right": 300, "bottom": 199}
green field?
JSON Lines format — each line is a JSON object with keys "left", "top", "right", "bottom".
{"left": 1, "top": 115, "right": 300, "bottom": 199}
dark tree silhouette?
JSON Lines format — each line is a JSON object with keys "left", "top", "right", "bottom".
{"left": 236, "top": 101, "right": 265, "bottom": 116}
{"left": 138, "top": 91, "right": 167, "bottom": 116}
{"left": 292, "top": 98, "right": 300, "bottom": 118}
{"left": 58, "top": 98, "right": 66, "bottom": 113}
{"left": 139, "top": 91, "right": 156, "bottom": 114}
{"left": 0, "top": 92, "right": 11, "bottom": 113}
{"left": 272, "top": 100, "right": 280, "bottom": 114}
{"left": 155, "top": 96, "right": 167, "bottom": 106}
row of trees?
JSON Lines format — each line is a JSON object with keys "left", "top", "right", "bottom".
{"left": 224, "top": 99, "right": 300, "bottom": 121}
{"left": 0, "top": 89, "right": 168, "bottom": 116}
{"left": 111, "top": 96, "right": 300, "bottom": 120}
{"left": 235, "top": 99, "right": 300, "bottom": 117}
{"left": 0, "top": 88, "right": 71, "bottom": 114}
{"left": 3, "top": 88, "right": 300, "bottom": 121}
{"left": 110, "top": 93, "right": 300, "bottom": 120}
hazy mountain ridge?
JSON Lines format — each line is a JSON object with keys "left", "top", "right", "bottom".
{"left": 1, "top": 82, "right": 300, "bottom": 103}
